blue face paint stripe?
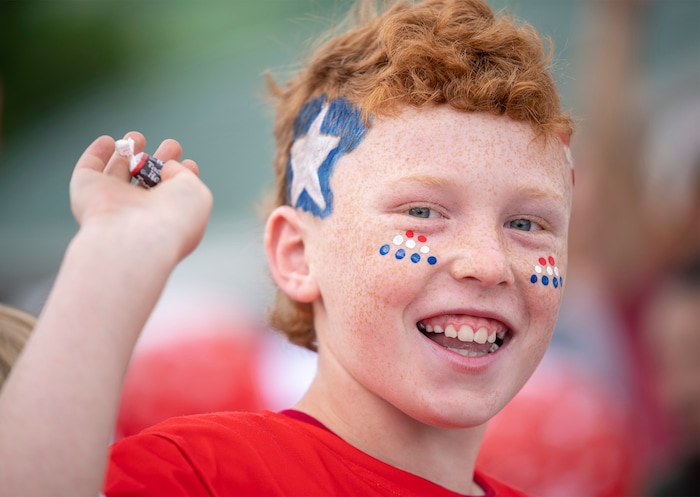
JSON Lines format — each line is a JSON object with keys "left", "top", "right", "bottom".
{"left": 286, "top": 94, "right": 368, "bottom": 219}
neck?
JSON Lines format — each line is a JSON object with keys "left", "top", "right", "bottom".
{"left": 294, "top": 355, "right": 488, "bottom": 495}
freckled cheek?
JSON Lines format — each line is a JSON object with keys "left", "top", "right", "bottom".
{"left": 372, "top": 231, "right": 439, "bottom": 293}
{"left": 533, "top": 288, "right": 563, "bottom": 324}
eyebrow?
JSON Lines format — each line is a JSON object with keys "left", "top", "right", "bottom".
{"left": 389, "top": 175, "right": 453, "bottom": 188}
{"left": 391, "top": 175, "right": 568, "bottom": 205}
{"left": 516, "top": 186, "right": 568, "bottom": 205}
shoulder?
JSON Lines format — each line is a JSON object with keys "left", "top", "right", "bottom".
{"left": 106, "top": 411, "right": 313, "bottom": 496}
{"left": 130, "top": 409, "right": 331, "bottom": 455}
{"left": 109, "top": 410, "right": 322, "bottom": 466}
{"left": 132, "top": 409, "right": 293, "bottom": 438}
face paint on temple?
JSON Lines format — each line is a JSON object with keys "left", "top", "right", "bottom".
{"left": 530, "top": 256, "right": 563, "bottom": 288}
{"left": 287, "top": 95, "right": 368, "bottom": 218}
{"left": 563, "top": 143, "right": 575, "bottom": 187}
{"left": 379, "top": 230, "right": 438, "bottom": 265}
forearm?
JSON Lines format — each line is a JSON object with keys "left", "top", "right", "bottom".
{"left": 0, "top": 224, "right": 179, "bottom": 496}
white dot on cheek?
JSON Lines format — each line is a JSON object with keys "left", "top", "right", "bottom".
{"left": 547, "top": 266, "right": 553, "bottom": 276}
{"left": 405, "top": 239, "right": 416, "bottom": 249}
{"left": 554, "top": 267, "right": 560, "bottom": 277}
{"left": 393, "top": 235, "right": 403, "bottom": 245}
{"left": 535, "top": 265, "right": 542, "bottom": 274}
{"left": 420, "top": 246, "right": 429, "bottom": 254}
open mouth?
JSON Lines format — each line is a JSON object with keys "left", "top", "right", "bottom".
{"left": 417, "top": 318, "right": 510, "bottom": 357}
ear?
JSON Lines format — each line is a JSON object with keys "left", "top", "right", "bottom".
{"left": 264, "top": 205, "right": 320, "bottom": 303}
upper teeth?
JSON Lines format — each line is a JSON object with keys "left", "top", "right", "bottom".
{"left": 423, "top": 323, "right": 504, "bottom": 344}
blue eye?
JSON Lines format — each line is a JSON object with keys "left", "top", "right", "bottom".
{"left": 508, "top": 219, "right": 539, "bottom": 231}
{"left": 408, "top": 207, "right": 432, "bottom": 218}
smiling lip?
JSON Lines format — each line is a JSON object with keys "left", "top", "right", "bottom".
{"left": 416, "top": 310, "right": 514, "bottom": 358}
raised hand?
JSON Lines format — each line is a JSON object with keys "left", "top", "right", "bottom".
{"left": 70, "top": 132, "right": 212, "bottom": 264}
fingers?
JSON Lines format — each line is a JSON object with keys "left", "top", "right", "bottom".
{"left": 73, "top": 136, "right": 116, "bottom": 174}
{"left": 104, "top": 132, "right": 146, "bottom": 182}
{"left": 76, "top": 133, "right": 197, "bottom": 186}
{"left": 181, "top": 159, "right": 200, "bottom": 177}
{"left": 153, "top": 139, "right": 183, "bottom": 163}
{"left": 156, "top": 160, "right": 213, "bottom": 259}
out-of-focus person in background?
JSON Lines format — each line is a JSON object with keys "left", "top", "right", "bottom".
{"left": 571, "top": 1, "right": 700, "bottom": 495}
{"left": 637, "top": 91, "right": 700, "bottom": 497}
{"left": 0, "top": 303, "right": 35, "bottom": 390}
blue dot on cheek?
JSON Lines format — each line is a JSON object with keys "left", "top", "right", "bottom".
{"left": 553, "top": 277, "right": 559, "bottom": 288}
{"left": 427, "top": 256, "right": 437, "bottom": 265}
{"left": 379, "top": 244, "right": 390, "bottom": 256}
{"left": 542, "top": 275, "right": 549, "bottom": 286}
{"left": 410, "top": 253, "right": 420, "bottom": 263}
{"left": 530, "top": 274, "right": 538, "bottom": 284}
{"left": 395, "top": 248, "right": 406, "bottom": 260}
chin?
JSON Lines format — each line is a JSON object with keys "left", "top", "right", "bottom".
{"left": 397, "top": 390, "right": 511, "bottom": 430}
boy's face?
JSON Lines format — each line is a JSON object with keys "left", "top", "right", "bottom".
{"left": 302, "top": 105, "right": 573, "bottom": 427}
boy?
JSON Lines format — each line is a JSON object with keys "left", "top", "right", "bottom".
{"left": 0, "top": 0, "right": 573, "bottom": 495}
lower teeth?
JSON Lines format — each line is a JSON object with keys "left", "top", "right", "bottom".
{"left": 447, "top": 343, "right": 500, "bottom": 357}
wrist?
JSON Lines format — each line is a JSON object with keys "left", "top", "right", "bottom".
{"left": 70, "top": 218, "right": 182, "bottom": 275}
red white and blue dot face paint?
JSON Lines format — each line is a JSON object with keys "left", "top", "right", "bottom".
{"left": 287, "top": 95, "right": 368, "bottom": 218}
{"left": 379, "top": 230, "right": 438, "bottom": 265}
{"left": 530, "top": 256, "right": 563, "bottom": 289}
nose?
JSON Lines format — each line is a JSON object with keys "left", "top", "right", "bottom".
{"left": 448, "top": 227, "right": 514, "bottom": 287}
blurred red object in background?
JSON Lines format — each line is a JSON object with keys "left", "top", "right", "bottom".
{"left": 477, "top": 355, "right": 644, "bottom": 497}
{"left": 115, "top": 301, "right": 266, "bottom": 440}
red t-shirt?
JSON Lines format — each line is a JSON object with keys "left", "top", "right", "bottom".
{"left": 105, "top": 410, "right": 528, "bottom": 497}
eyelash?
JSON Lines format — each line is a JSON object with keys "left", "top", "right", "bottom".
{"left": 506, "top": 218, "right": 545, "bottom": 232}
{"left": 406, "top": 206, "right": 443, "bottom": 219}
{"left": 404, "top": 205, "right": 549, "bottom": 233}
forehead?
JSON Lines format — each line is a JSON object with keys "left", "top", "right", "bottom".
{"left": 333, "top": 106, "right": 572, "bottom": 199}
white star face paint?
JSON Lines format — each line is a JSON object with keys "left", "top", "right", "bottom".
{"left": 287, "top": 95, "right": 367, "bottom": 218}
{"left": 115, "top": 137, "right": 165, "bottom": 189}
{"left": 379, "top": 230, "right": 437, "bottom": 265}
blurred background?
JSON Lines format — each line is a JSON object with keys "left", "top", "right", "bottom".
{"left": 1, "top": 1, "right": 698, "bottom": 496}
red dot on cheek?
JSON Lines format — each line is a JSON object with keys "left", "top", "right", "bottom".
{"left": 548, "top": 256, "right": 555, "bottom": 266}
{"left": 417, "top": 235, "right": 427, "bottom": 243}
{"left": 406, "top": 230, "right": 414, "bottom": 238}
{"left": 538, "top": 257, "right": 547, "bottom": 266}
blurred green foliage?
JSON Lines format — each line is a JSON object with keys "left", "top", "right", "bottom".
{"left": 0, "top": 1, "right": 336, "bottom": 153}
